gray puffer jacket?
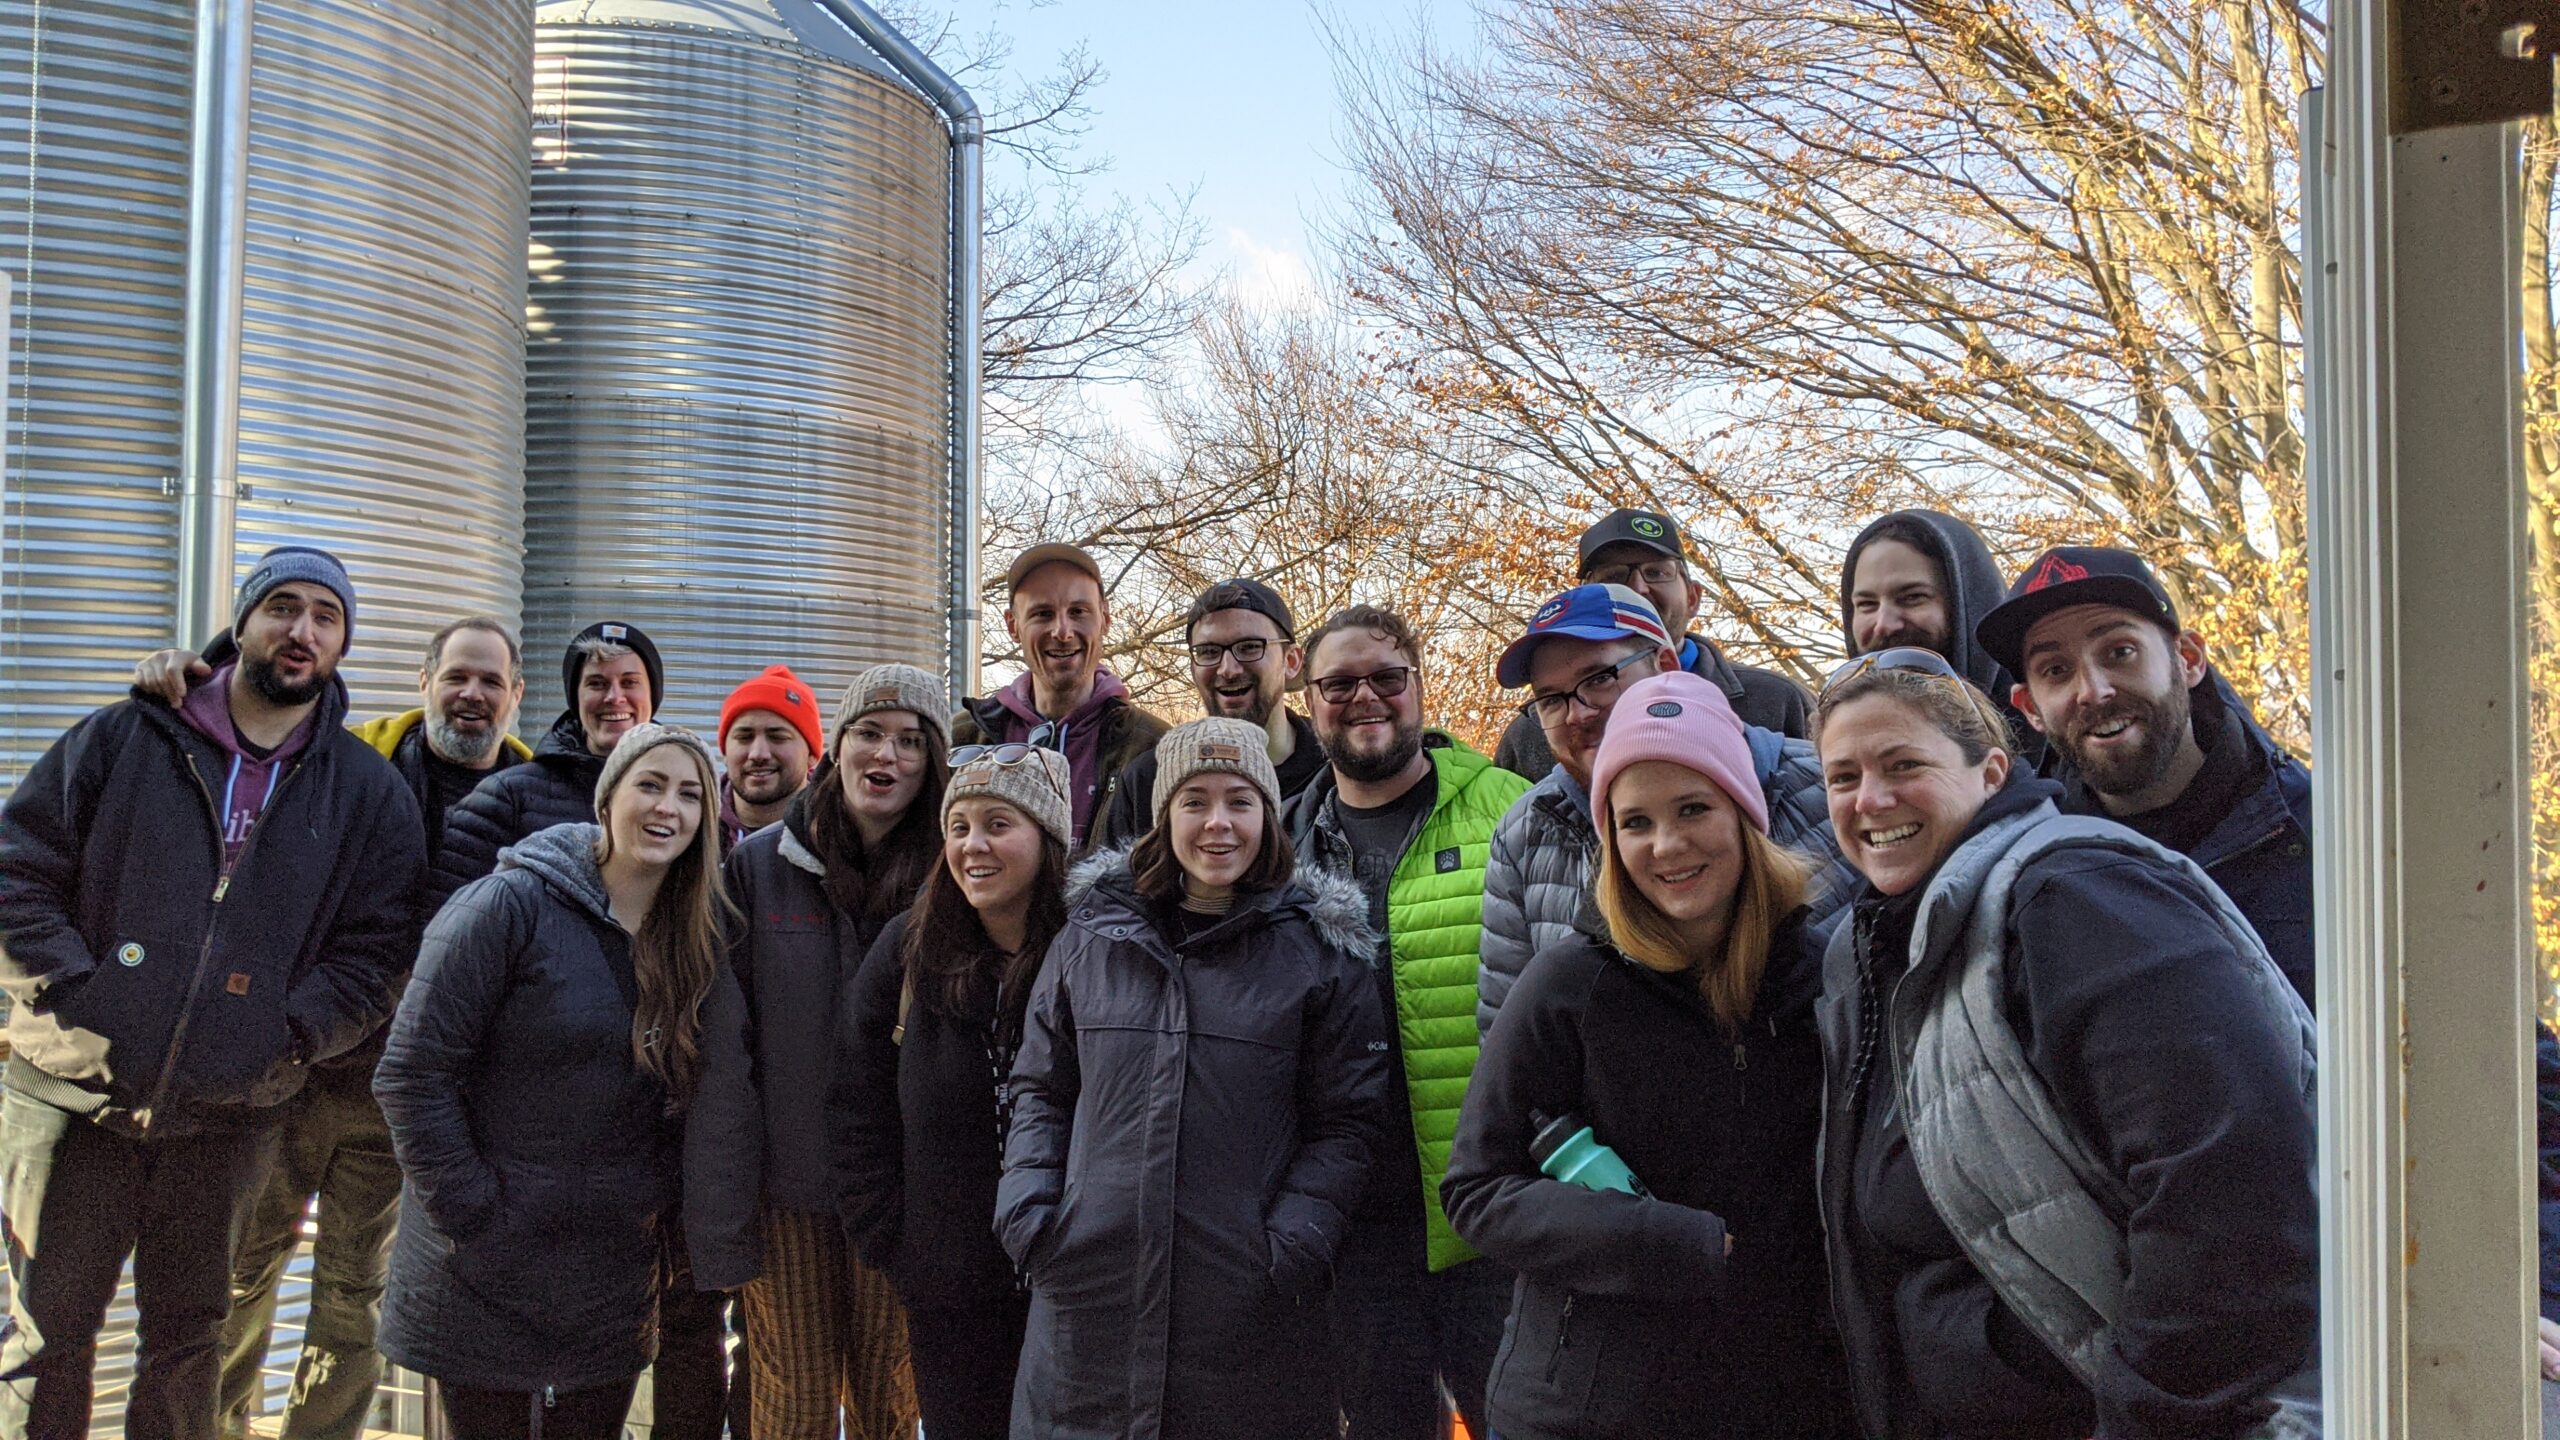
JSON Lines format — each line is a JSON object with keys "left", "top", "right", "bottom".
{"left": 1478, "top": 725, "right": 1854, "bottom": 1035}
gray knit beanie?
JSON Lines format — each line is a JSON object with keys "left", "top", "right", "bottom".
{"left": 594, "top": 722, "right": 722, "bottom": 821}
{"left": 1151, "top": 717, "right": 1282, "bottom": 822}
{"left": 235, "top": 545, "right": 356, "bottom": 652}
{"left": 836, "top": 664, "right": 948, "bottom": 749}
{"left": 945, "top": 746, "right": 1073, "bottom": 851}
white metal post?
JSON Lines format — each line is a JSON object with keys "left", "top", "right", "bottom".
{"left": 2315, "top": 4, "right": 2540, "bottom": 1433}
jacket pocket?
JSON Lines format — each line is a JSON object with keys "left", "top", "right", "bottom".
{"left": 1488, "top": 1274, "right": 1601, "bottom": 1429}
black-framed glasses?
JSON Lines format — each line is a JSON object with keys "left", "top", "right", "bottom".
{"left": 1310, "top": 666, "right": 1418, "bottom": 705}
{"left": 1821, "top": 645, "right": 1965, "bottom": 696}
{"left": 1188, "top": 638, "right": 1272, "bottom": 668}
{"left": 1518, "top": 649, "right": 1661, "bottom": 726}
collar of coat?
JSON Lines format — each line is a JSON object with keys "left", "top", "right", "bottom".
{"left": 496, "top": 821, "right": 617, "bottom": 927}
{"left": 1063, "top": 843, "right": 1380, "bottom": 958}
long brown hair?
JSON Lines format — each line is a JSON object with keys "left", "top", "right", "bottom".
{"left": 592, "top": 736, "right": 734, "bottom": 1110}
{"left": 801, "top": 726, "right": 952, "bottom": 928}
{"left": 1594, "top": 797, "right": 1811, "bottom": 1033}
{"left": 901, "top": 823, "right": 1069, "bottom": 1043}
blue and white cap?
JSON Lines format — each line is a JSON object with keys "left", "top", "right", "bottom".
{"left": 1495, "top": 583, "right": 1673, "bottom": 689}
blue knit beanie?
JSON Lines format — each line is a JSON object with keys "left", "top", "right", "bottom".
{"left": 234, "top": 545, "right": 356, "bottom": 653}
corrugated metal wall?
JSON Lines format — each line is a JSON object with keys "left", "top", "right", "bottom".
{"left": 229, "top": 0, "right": 532, "bottom": 708}
{"left": 524, "top": 0, "right": 952, "bottom": 728}
{"left": 0, "top": 0, "right": 193, "bottom": 785}
{"left": 0, "top": 0, "right": 530, "bottom": 790}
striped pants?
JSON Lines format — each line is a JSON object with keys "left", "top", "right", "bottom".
{"left": 738, "top": 1207, "right": 917, "bottom": 1440}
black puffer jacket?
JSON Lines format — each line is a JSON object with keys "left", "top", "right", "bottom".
{"left": 725, "top": 788, "right": 910, "bottom": 1213}
{"left": 0, "top": 664, "right": 423, "bottom": 1136}
{"left": 1445, "top": 922, "right": 1851, "bottom": 1440}
{"left": 834, "top": 910, "right": 1017, "bottom": 1308}
{"left": 375, "top": 823, "right": 761, "bottom": 1393}
{"left": 426, "top": 710, "right": 606, "bottom": 913}
{"left": 995, "top": 849, "right": 1391, "bottom": 1440}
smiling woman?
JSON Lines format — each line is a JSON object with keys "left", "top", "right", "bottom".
{"left": 993, "top": 715, "right": 1389, "bottom": 1439}
{"left": 1808, "top": 664, "right": 2319, "bottom": 1440}
{"left": 374, "top": 722, "right": 758, "bottom": 1440}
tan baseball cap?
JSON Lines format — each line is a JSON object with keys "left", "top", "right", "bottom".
{"left": 1005, "top": 542, "right": 1104, "bottom": 594}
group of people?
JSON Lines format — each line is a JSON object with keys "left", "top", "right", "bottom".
{"left": 0, "top": 502, "right": 2326, "bottom": 1440}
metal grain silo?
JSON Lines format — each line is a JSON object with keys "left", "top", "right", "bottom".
{"left": 0, "top": 0, "right": 193, "bottom": 783}
{"left": 0, "top": 0, "right": 530, "bottom": 786}
{"left": 525, "top": 0, "right": 960, "bottom": 727}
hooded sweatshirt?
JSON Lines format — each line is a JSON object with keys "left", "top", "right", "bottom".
{"left": 985, "top": 667, "right": 1136, "bottom": 845}
{"left": 178, "top": 663, "right": 321, "bottom": 874}
{"left": 1838, "top": 511, "right": 2025, "bottom": 724}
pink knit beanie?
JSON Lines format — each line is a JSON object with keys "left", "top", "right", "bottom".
{"left": 1587, "top": 671, "right": 1770, "bottom": 835}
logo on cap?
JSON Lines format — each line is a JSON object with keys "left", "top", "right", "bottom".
{"left": 601, "top": 624, "right": 628, "bottom": 640}
{"left": 2025, "top": 553, "right": 2090, "bottom": 592}
{"left": 1199, "top": 742, "right": 1244, "bottom": 763}
{"left": 1646, "top": 700, "right": 1684, "bottom": 718}
{"left": 786, "top": 689, "right": 803, "bottom": 705}
{"left": 1531, "top": 598, "right": 1569, "bottom": 629}
{"left": 865, "top": 686, "right": 901, "bottom": 705}
{"left": 1630, "top": 516, "right": 1667, "bottom": 539}
{"left": 116, "top": 942, "right": 145, "bottom": 967}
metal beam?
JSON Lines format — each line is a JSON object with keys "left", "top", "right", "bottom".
{"left": 176, "top": 0, "right": 250, "bottom": 647}
{"left": 2315, "top": 4, "right": 2540, "bottom": 1432}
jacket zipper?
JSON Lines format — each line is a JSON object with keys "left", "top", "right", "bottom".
{"left": 137, "top": 745, "right": 306, "bottom": 1135}
{"left": 1546, "top": 1294, "right": 1577, "bottom": 1381}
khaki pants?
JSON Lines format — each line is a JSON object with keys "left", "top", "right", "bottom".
{"left": 737, "top": 1207, "right": 915, "bottom": 1440}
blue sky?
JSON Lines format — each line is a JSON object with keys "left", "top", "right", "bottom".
{"left": 930, "top": 0, "right": 1479, "bottom": 305}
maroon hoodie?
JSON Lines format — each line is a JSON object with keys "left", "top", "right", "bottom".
{"left": 178, "top": 664, "right": 320, "bottom": 875}
{"left": 989, "top": 667, "right": 1132, "bottom": 845}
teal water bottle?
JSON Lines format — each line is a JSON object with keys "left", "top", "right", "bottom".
{"left": 1529, "top": 1109, "right": 1649, "bottom": 1197}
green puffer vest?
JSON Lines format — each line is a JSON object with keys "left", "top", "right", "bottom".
{"left": 1292, "top": 738, "right": 1532, "bottom": 1271}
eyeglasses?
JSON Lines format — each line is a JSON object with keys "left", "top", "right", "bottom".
{"left": 1519, "top": 649, "right": 1659, "bottom": 726}
{"left": 1820, "top": 645, "right": 1964, "bottom": 696}
{"left": 1188, "top": 638, "right": 1272, "bottom": 668}
{"left": 1309, "top": 666, "right": 1418, "bottom": 705}
{"left": 950, "top": 742, "right": 1051, "bottom": 767}
{"left": 1584, "top": 559, "right": 1686, "bottom": 590}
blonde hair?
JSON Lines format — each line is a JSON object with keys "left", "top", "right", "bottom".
{"left": 1594, "top": 804, "right": 1813, "bottom": 1033}
{"left": 592, "top": 738, "right": 733, "bottom": 1110}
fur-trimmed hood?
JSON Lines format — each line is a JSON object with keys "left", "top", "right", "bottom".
{"left": 1065, "top": 843, "right": 1379, "bottom": 959}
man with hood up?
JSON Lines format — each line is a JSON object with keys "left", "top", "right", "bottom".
{"left": 949, "top": 543, "right": 1170, "bottom": 852}
{"left": 0, "top": 545, "right": 423, "bottom": 1440}
{"left": 1837, "top": 509, "right": 2035, "bottom": 743}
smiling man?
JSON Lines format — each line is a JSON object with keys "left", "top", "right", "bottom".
{"left": 1494, "top": 508, "right": 1811, "bottom": 782}
{"left": 1976, "top": 546, "right": 2314, "bottom": 1008}
{"left": 950, "top": 543, "right": 1169, "bottom": 851}
{"left": 716, "top": 664, "right": 822, "bottom": 846}
{"left": 1281, "top": 603, "right": 1529, "bottom": 1440}
{"left": 1090, "top": 578, "right": 1329, "bottom": 852}
{"left": 428, "top": 619, "right": 665, "bottom": 908}
{"left": 0, "top": 545, "right": 423, "bottom": 1440}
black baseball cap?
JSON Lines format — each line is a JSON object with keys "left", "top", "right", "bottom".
{"left": 1576, "top": 508, "right": 1688, "bottom": 576}
{"left": 1975, "top": 546, "right": 2182, "bottom": 679}
{"left": 1184, "top": 578, "right": 1294, "bottom": 640}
